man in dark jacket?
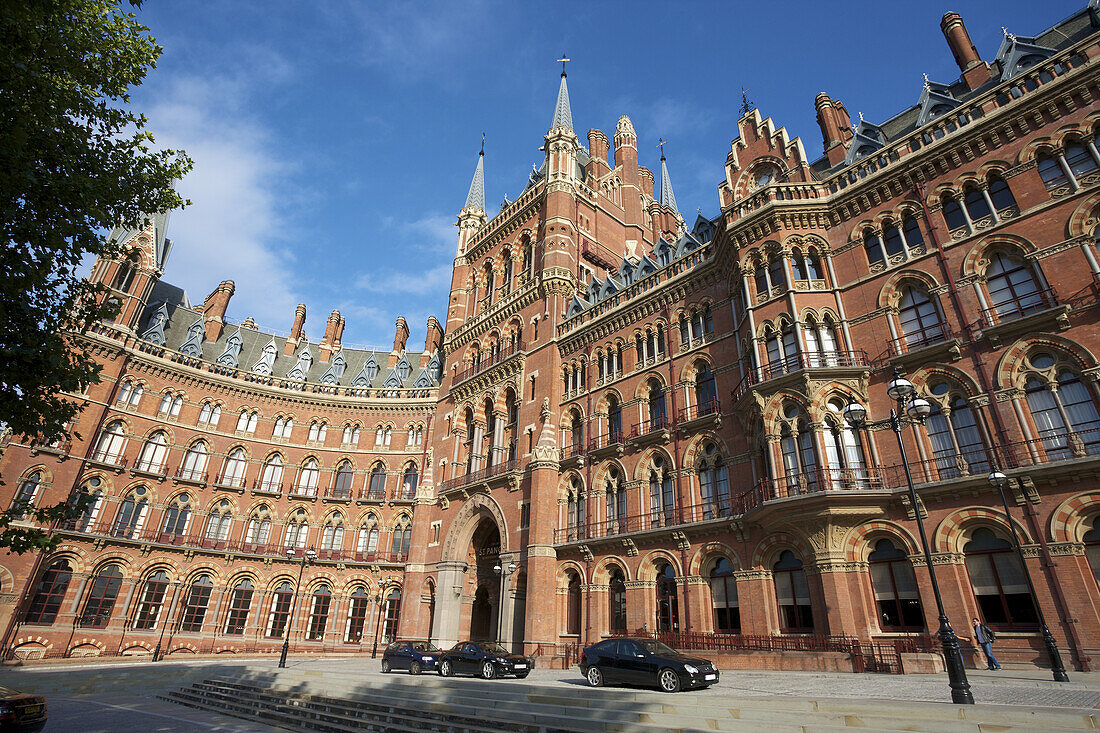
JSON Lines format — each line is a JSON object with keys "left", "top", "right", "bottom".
{"left": 973, "top": 617, "right": 1001, "bottom": 670}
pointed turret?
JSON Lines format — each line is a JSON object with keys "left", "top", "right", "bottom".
{"left": 551, "top": 68, "right": 573, "bottom": 132}
{"left": 659, "top": 149, "right": 679, "bottom": 215}
{"left": 464, "top": 141, "right": 485, "bottom": 212}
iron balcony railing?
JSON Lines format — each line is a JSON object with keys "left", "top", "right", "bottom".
{"left": 972, "top": 288, "right": 1060, "bottom": 330}
{"left": 438, "top": 459, "right": 519, "bottom": 493}
{"left": 452, "top": 341, "right": 525, "bottom": 385}
{"left": 732, "top": 350, "right": 868, "bottom": 403}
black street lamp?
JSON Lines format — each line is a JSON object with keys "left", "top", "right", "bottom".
{"left": 152, "top": 581, "right": 181, "bottom": 662}
{"left": 493, "top": 560, "right": 517, "bottom": 648}
{"left": 279, "top": 545, "right": 316, "bottom": 669}
{"left": 987, "top": 465, "right": 1070, "bottom": 682}
{"left": 371, "top": 584, "right": 390, "bottom": 658}
{"left": 845, "top": 367, "right": 974, "bottom": 705}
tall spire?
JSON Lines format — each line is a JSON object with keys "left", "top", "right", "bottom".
{"left": 463, "top": 137, "right": 485, "bottom": 211}
{"left": 658, "top": 140, "right": 679, "bottom": 214}
{"left": 551, "top": 55, "right": 573, "bottom": 132}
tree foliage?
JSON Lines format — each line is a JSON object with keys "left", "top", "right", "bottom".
{"left": 0, "top": 0, "right": 191, "bottom": 552}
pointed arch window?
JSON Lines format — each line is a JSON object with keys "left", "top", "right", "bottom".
{"left": 161, "top": 494, "right": 191, "bottom": 539}
{"left": 367, "top": 464, "right": 387, "bottom": 499}
{"left": 987, "top": 251, "right": 1047, "bottom": 321}
{"left": 566, "top": 476, "right": 585, "bottom": 540}
{"left": 925, "top": 385, "right": 988, "bottom": 479}
{"left": 1025, "top": 364, "right": 1100, "bottom": 460}
{"left": 803, "top": 315, "right": 839, "bottom": 367}
{"left": 400, "top": 464, "right": 418, "bottom": 499}
{"left": 284, "top": 509, "right": 309, "bottom": 549}
{"left": 296, "top": 458, "right": 320, "bottom": 496}
{"left": 93, "top": 420, "right": 128, "bottom": 464}
{"left": 307, "top": 585, "right": 332, "bottom": 640}
{"left": 709, "top": 557, "right": 740, "bottom": 633}
{"left": 113, "top": 252, "right": 140, "bottom": 292}
{"left": 824, "top": 400, "right": 869, "bottom": 488}
{"left": 224, "top": 579, "right": 254, "bottom": 634}
{"left": 647, "top": 380, "right": 666, "bottom": 429}
{"left": 134, "top": 570, "right": 170, "bottom": 630}
{"left": 203, "top": 500, "right": 233, "bottom": 547}
{"left": 345, "top": 586, "right": 370, "bottom": 642}
{"left": 220, "top": 447, "right": 248, "bottom": 487}
{"left": 898, "top": 285, "right": 945, "bottom": 349}
{"left": 764, "top": 323, "right": 798, "bottom": 378}
{"left": 382, "top": 588, "right": 401, "bottom": 643}
{"left": 609, "top": 568, "right": 627, "bottom": 633}
{"left": 112, "top": 487, "right": 148, "bottom": 539}
{"left": 24, "top": 561, "right": 73, "bottom": 625}
{"left": 868, "top": 539, "right": 923, "bottom": 631}
{"left": 779, "top": 404, "right": 819, "bottom": 494}
{"left": 267, "top": 581, "right": 294, "bottom": 637}
{"left": 964, "top": 528, "right": 1038, "bottom": 629}
{"left": 179, "top": 575, "right": 213, "bottom": 632}
{"left": 72, "top": 481, "right": 103, "bottom": 532}
{"left": 604, "top": 466, "right": 627, "bottom": 534}
{"left": 258, "top": 454, "right": 284, "bottom": 494}
{"left": 569, "top": 411, "right": 583, "bottom": 456}
{"left": 501, "top": 251, "right": 513, "bottom": 294}
{"left": 1083, "top": 516, "right": 1100, "bottom": 591}
{"left": 774, "top": 550, "right": 813, "bottom": 633}
{"left": 648, "top": 455, "right": 675, "bottom": 527}
{"left": 390, "top": 516, "right": 412, "bottom": 558}
{"left": 697, "top": 442, "right": 730, "bottom": 518}
{"left": 565, "top": 572, "right": 582, "bottom": 635}
{"left": 356, "top": 517, "right": 380, "bottom": 559}
{"left": 244, "top": 505, "right": 272, "bottom": 548}
{"left": 656, "top": 562, "right": 679, "bottom": 632}
{"left": 79, "top": 564, "right": 123, "bottom": 628}
{"left": 197, "top": 402, "right": 220, "bottom": 426}
{"left": 11, "top": 471, "right": 42, "bottom": 519}
{"left": 179, "top": 440, "right": 208, "bottom": 481}
{"left": 607, "top": 394, "right": 623, "bottom": 441}
{"left": 320, "top": 516, "right": 345, "bottom": 552}
{"left": 136, "top": 431, "right": 169, "bottom": 473}
{"left": 332, "top": 460, "right": 354, "bottom": 498}
{"left": 694, "top": 362, "right": 717, "bottom": 412}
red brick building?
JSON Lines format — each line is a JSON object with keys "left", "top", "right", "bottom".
{"left": 2, "top": 5, "right": 1100, "bottom": 673}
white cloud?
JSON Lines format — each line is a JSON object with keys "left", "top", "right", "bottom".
{"left": 356, "top": 263, "right": 453, "bottom": 296}
{"left": 380, "top": 213, "right": 457, "bottom": 255}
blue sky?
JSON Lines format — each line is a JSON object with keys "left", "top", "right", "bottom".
{"left": 130, "top": 0, "right": 1079, "bottom": 351}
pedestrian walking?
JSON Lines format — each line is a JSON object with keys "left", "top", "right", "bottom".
{"left": 973, "top": 617, "right": 1001, "bottom": 670}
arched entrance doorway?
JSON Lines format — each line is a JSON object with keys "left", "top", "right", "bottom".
{"left": 468, "top": 518, "right": 501, "bottom": 641}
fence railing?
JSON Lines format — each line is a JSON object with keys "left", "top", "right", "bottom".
{"left": 972, "top": 287, "right": 1060, "bottom": 330}
{"left": 678, "top": 398, "right": 720, "bottom": 423}
{"left": 452, "top": 341, "right": 524, "bottom": 385}
{"left": 732, "top": 350, "right": 868, "bottom": 403}
{"left": 438, "top": 459, "right": 519, "bottom": 493}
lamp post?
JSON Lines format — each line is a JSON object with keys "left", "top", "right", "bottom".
{"left": 493, "top": 560, "right": 517, "bottom": 648}
{"left": 371, "top": 583, "right": 390, "bottom": 658}
{"left": 845, "top": 367, "right": 973, "bottom": 705}
{"left": 987, "top": 465, "right": 1070, "bottom": 682}
{"left": 279, "top": 545, "right": 316, "bottom": 669}
{"left": 152, "top": 581, "right": 181, "bottom": 662}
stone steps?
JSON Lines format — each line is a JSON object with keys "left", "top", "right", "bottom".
{"left": 158, "top": 674, "right": 1100, "bottom": 733}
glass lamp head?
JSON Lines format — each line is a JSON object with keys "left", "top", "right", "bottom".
{"left": 843, "top": 400, "right": 867, "bottom": 427}
{"left": 988, "top": 469, "right": 1008, "bottom": 489}
{"left": 887, "top": 375, "right": 916, "bottom": 400}
{"left": 907, "top": 397, "right": 932, "bottom": 421}
{"left": 305, "top": 546, "right": 317, "bottom": 562}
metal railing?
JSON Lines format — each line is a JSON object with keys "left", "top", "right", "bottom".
{"left": 972, "top": 288, "right": 1059, "bottom": 330}
{"left": 732, "top": 350, "right": 868, "bottom": 403}
{"left": 438, "top": 459, "right": 519, "bottom": 493}
{"left": 678, "top": 398, "right": 720, "bottom": 423}
{"left": 452, "top": 341, "right": 524, "bottom": 385}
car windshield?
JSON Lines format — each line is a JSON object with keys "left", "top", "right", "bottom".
{"left": 479, "top": 643, "right": 510, "bottom": 655}
{"left": 639, "top": 639, "right": 678, "bottom": 656}
{"left": 410, "top": 642, "right": 440, "bottom": 652}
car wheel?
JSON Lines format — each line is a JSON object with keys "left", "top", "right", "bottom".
{"left": 381, "top": 659, "right": 391, "bottom": 673}
{"left": 440, "top": 659, "right": 453, "bottom": 677}
{"left": 409, "top": 661, "right": 421, "bottom": 675}
{"left": 481, "top": 661, "right": 497, "bottom": 680}
{"left": 658, "top": 668, "right": 681, "bottom": 693}
{"left": 586, "top": 666, "right": 604, "bottom": 687}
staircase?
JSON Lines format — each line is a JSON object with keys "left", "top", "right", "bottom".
{"left": 161, "top": 667, "right": 1100, "bottom": 733}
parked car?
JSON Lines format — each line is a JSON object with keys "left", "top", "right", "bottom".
{"left": 381, "top": 640, "right": 442, "bottom": 675}
{"left": 438, "top": 641, "right": 533, "bottom": 679}
{"left": 580, "top": 637, "right": 719, "bottom": 692}
{"left": 0, "top": 685, "right": 46, "bottom": 732}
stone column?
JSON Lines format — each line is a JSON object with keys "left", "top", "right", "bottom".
{"left": 733, "top": 570, "right": 774, "bottom": 635}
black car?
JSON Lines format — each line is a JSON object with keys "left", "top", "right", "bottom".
{"left": 438, "top": 641, "right": 533, "bottom": 679}
{"left": 381, "top": 640, "right": 442, "bottom": 674}
{"left": 580, "top": 637, "right": 719, "bottom": 692}
{"left": 0, "top": 685, "right": 46, "bottom": 732}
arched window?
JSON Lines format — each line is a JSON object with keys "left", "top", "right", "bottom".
{"left": 963, "top": 185, "right": 991, "bottom": 221}
{"left": 569, "top": 411, "right": 583, "bottom": 455}
{"left": 882, "top": 222, "right": 906, "bottom": 258}
{"left": 902, "top": 214, "right": 925, "bottom": 248}
{"left": 964, "top": 527, "right": 1038, "bottom": 629}
{"left": 803, "top": 315, "right": 840, "bottom": 367}
{"left": 1083, "top": 516, "right": 1100, "bottom": 591}
{"left": 112, "top": 487, "right": 148, "bottom": 539}
{"left": 332, "top": 460, "right": 354, "bottom": 498}
{"left": 367, "top": 463, "right": 387, "bottom": 499}
{"left": 484, "top": 262, "right": 495, "bottom": 306}
{"left": 220, "top": 447, "right": 248, "bottom": 488}
{"left": 941, "top": 194, "right": 967, "bottom": 230}
{"left": 764, "top": 322, "right": 798, "bottom": 377}
{"left": 773, "top": 550, "right": 813, "bottom": 633}
{"left": 284, "top": 509, "right": 309, "bottom": 549}
{"left": 608, "top": 568, "right": 627, "bottom": 633}
{"left": 307, "top": 585, "right": 332, "bottom": 640}
{"left": 864, "top": 229, "right": 886, "bottom": 265}
{"left": 1025, "top": 362, "right": 1100, "bottom": 460}
{"left": 897, "top": 286, "right": 945, "bottom": 349}
{"left": 824, "top": 399, "right": 869, "bottom": 488}
{"left": 224, "top": 579, "right": 254, "bottom": 634}
{"left": 655, "top": 562, "right": 679, "bottom": 632}
{"left": 134, "top": 570, "right": 170, "bottom": 630}
{"left": 566, "top": 476, "right": 585, "bottom": 540}
{"left": 709, "top": 557, "right": 740, "bottom": 633}
{"left": 345, "top": 587, "right": 370, "bottom": 642}
{"left": 259, "top": 454, "right": 284, "bottom": 493}
{"left": 179, "top": 575, "right": 213, "bottom": 632}
{"left": 925, "top": 384, "right": 988, "bottom": 479}
{"left": 400, "top": 464, "right": 418, "bottom": 499}
{"left": 244, "top": 505, "right": 272, "bottom": 547}
{"left": 604, "top": 466, "right": 627, "bottom": 534}
{"left": 72, "top": 479, "right": 103, "bottom": 532}
{"left": 648, "top": 455, "right": 675, "bottom": 527}
{"left": 501, "top": 251, "right": 513, "bottom": 294}
{"left": 320, "top": 515, "right": 345, "bottom": 552}
{"left": 202, "top": 500, "right": 233, "bottom": 547}
{"left": 118, "top": 380, "right": 142, "bottom": 407}
{"left": 1065, "top": 143, "right": 1098, "bottom": 178}
{"left": 986, "top": 251, "right": 1045, "bottom": 321}
{"left": 93, "top": 420, "right": 127, "bottom": 464}
{"left": 779, "top": 404, "right": 819, "bottom": 494}
{"left": 297, "top": 458, "right": 320, "bottom": 496}
{"left": 179, "top": 440, "right": 208, "bottom": 481}
{"left": 79, "top": 564, "right": 122, "bottom": 628}
{"left": 382, "top": 587, "right": 401, "bottom": 643}
{"left": 390, "top": 516, "right": 412, "bottom": 558}
{"left": 697, "top": 442, "right": 730, "bottom": 518}
{"left": 694, "top": 362, "right": 717, "bottom": 412}
{"left": 267, "top": 581, "right": 294, "bottom": 637}
{"left": 1038, "top": 154, "right": 1068, "bottom": 189}
{"left": 11, "top": 471, "right": 42, "bottom": 519}
{"left": 135, "top": 431, "right": 169, "bottom": 473}
{"left": 566, "top": 572, "right": 582, "bottom": 635}
{"left": 24, "top": 561, "right": 73, "bottom": 625}
{"left": 647, "top": 381, "right": 666, "bottom": 429}
{"left": 868, "top": 539, "right": 923, "bottom": 630}
{"left": 607, "top": 394, "right": 623, "bottom": 441}
{"left": 356, "top": 517, "right": 380, "bottom": 559}
{"left": 161, "top": 494, "right": 191, "bottom": 539}
{"left": 767, "top": 253, "right": 786, "bottom": 290}
{"left": 987, "top": 175, "right": 1016, "bottom": 211}
{"left": 113, "top": 252, "right": 139, "bottom": 292}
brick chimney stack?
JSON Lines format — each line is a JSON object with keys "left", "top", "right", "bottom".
{"left": 284, "top": 304, "right": 306, "bottom": 356}
{"left": 201, "top": 280, "right": 235, "bottom": 342}
{"left": 389, "top": 316, "right": 409, "bottom": 367}
{"left": 815, "top": 92, "right": 854, "bottom": 166}
{"left": 587, "top": 129, "right": 610, "bottom": 178}
{"left": 639, "top": 166, "right": 654, "bottom": 199}
{"left": 941, "top": 12, "right": 992, "bottom": 90}
{"left": 421, "top": 316, "right": 443, "bottom": 366}
{"left": 319, "top": 309, "right": 342, "bottom": 361}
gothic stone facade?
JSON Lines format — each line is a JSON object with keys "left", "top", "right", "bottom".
{"left": 2, "top": 6, "right": 1100, "bottom": 672}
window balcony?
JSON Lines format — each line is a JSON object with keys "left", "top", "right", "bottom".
{"left": 173, "top": 468, "right": 208, "bottom": 486}
{"left": 322, "top": 487, "right": 353, "bottom": 502}
{"left": 452, "top": 341, "right": 525, "bottom": 386}
{"left": 881, "top": 324, "right": 962, "bottom": 369}
{"left": 629, "top": 414, "right": 672, "bottom": 446}
{"left": 560, "top": 442, "right": 586, "bottom": 468}
{"left": 438, "top": 459, "right": 521, "bottom": 495}
{"left": 731, "top": 350, "right": 868, "bottom": 404}
{"left": 212, "top": 474, "right": 246, "bottom": 492}
{"left": 677, "top": 398, "right": 721, "bottom": 431}
{"left": 358, "top": 487, "right": 387, "bottom": 501}
{"left": 554, "top": 500, "right": 740, "bottom": 544}
{"left": 972, "top": 288, "right": 1069, "bottom": 347}
{"left": 251, "top": 479, "right": 283, "bottom": 497}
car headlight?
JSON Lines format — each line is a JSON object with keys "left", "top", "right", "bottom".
{"left": 683, "top": 664, "right": 698, "bottom": 674}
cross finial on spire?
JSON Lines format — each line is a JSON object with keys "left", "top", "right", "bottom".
{"left": 480, "top": 132, "right": 485, "bottom": 156}
{"left": 557, "top": 54, "right": 570, "bottom": 77}
{"left": 922, "top": 72, "right": 930, "bottom": 87}
{"left": 657, "top": 137, "right": 667, "bottom": 161}
{"left": 740, "top": 87, "right": 753, "bottom": 117}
